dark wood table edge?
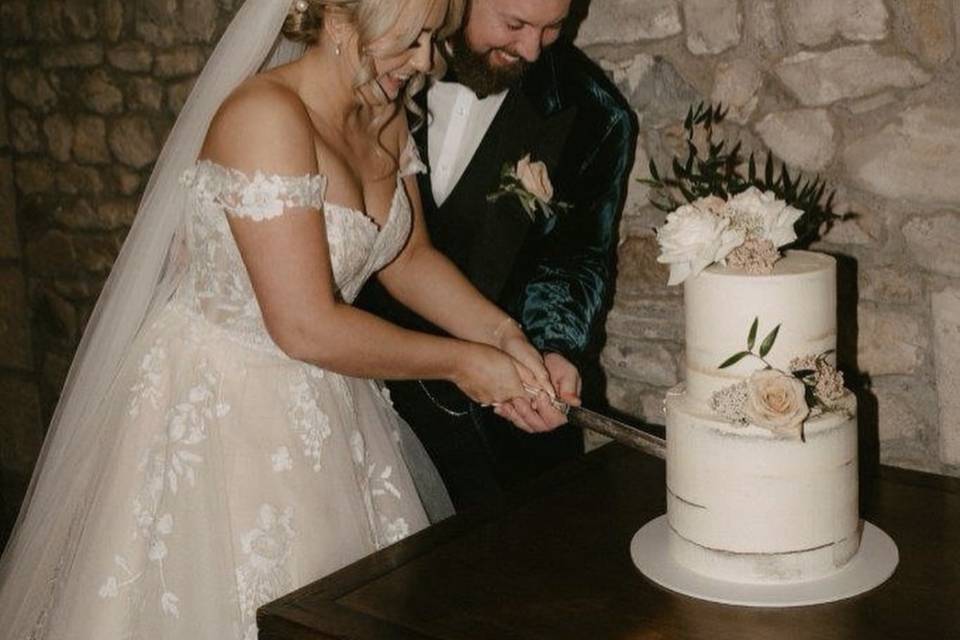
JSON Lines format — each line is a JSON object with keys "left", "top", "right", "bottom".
{"left": 258, "top": 443, "right": 959, "bottom": 637}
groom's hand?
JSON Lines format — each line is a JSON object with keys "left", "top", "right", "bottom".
{"left": 493, "top": 353, "right": 581, "bottom": 432}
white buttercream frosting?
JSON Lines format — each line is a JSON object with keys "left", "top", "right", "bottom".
{"left": 683, "top": 250, "right": 837, "bottom": 408}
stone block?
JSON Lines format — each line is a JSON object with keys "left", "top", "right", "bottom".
{"left": 0, "top": 159, "right": 19, "bottom": 259}
{"left": 74, "top": 233, "right": 120, "bottom": 273}
{"left": 64, "top": 0, "right": 99, "bottom": 39}
{"left": 873, "top": 376, "right": 936, "bottom": 445}
{"left": 0, "top": 377, "right": 42, "bottom": 476}
{"left": 1, "top": 2, "right": 32, "bottom": 40}
{"left": 5, "top": 68, "right": 58, "bottom": 112}
{"left": 845, "top": 106, "right": 960, "bottom": 206}
{"left": 614, "top": 233, "right": 672, "bottom": 298}
{"left": 622, "top": 136, "right": 652, "bottom": 219}
{"left": 0, "top": 85, "right": 7, "bottom": 149}
{"left": 102, "top": 0, "right": 124, "bottom": 42}
{"left": 903, "top": 213, "right": 960, "bottom": 277}
{"left": 857, "top": 305, "right": 927, "bottom": 376}
{"left": 166, "top": 78, "right": 196, "bottom": 115}
{"left": 782, "top": 0, "right": 888, "bottom": 46}
{"left": 746, "top": 0, "right": 784, "bottom": 53}
{"left": 605, "top": 298, "right": 684, "bottom": 342}
{"left": 576, "top": 0, "right": 682, "bottom": 46}
{"left": 711, "top": 59, "right": 763, "bottom": 124}
{"left": 33, "top": 0, "right": 65, "bottom": 42}
{"left": 932, "top": 287, "right": 960, "bottom": 465}
{"left": 891, "top": 0, "right": 956, "bottom": 67}
{"left": 79, "top": 69, "right": 123, "bottom": 114}
{"left": 624, "top": 57, "right": 700, "bottom": 130}
{"left": 683, "top": 0, "right": 742, "bottom": 55}
{"left": 154, "top": 47, "right": 206, "bottom": 78}
{"left": 601, "top": 337, "right": 679, "bottom": 387}
{"left": 776, "top": 45, "right": 930, "bottom": 107}
{"left": 9, "top": 109, "right": 41, "bottom": 154}
{"left": 14, "top": 159, "right": 55, "bottom": 195}
{"left": 182, "top": 0, "right": 219, "bottom": 43}
{"left": 605, "top": 375, "right": 668, "bottom": 423}
{"left": 40, "top": 43, "right": 104, "bottom": 69}
{"left": 755, "top": 109, "right": 836, "bottom": 172}
{"left": 107, "top": 43, "right": 154, "bottom": 73}
{"left": 108, "top": 116, "right": 158, "bottom": 169}
{"left": 126, "top": 77, "right": 163, "bottom": 111}
{"left": 56, "top": 165, "right": 104, "bottom": 196}
{"left": 859, "top": 266, "right": 926, "bottom": 306}
{"left": 26, "top": 230, "right": 77, "bottom": 277}
{"left": 74, "top": 115, "right": 110, "bottom": 164}
{"left": 43, "top": 114, "right": 75, "bottom": 163}
{"left": 0, "top": 269, "right": 32, "bottom": 370}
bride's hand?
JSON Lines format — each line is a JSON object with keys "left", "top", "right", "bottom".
{"left": 450, "top": 343, "right": 530, "bottom": 408}
{"left": 494, "top": 321, "right": 556, "bottom": 400}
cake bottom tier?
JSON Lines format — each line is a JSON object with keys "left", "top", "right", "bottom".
{"left": 665, "top": 390, "right": 861, "bottom": 584}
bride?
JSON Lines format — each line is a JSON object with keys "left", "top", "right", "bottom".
{"left": 0, "top": 0, "right": 560, "bottom": 637}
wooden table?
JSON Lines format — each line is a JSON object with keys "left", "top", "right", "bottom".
{"left": 259, "top": 444, "right": 960, "bottom": 640}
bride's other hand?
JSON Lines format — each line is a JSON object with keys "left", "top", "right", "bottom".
{"left": 494, "top": 320, "right": 556, "bottom": 400}
{"left": 450, "top": 343, "right": 530, "bottom": 409}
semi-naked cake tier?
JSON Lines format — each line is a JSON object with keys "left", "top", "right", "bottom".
{"left": 665, "top": 250, "right": 861, "bottom": 584}
{"left": 683, "top": 250, "right": 837, "bottom": 410}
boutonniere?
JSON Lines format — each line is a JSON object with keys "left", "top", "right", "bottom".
{"left": 487, "top": 154, "right": 570, "bottom": 221}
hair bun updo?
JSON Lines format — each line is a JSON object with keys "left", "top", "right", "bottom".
{"left": 282, "top": 0, "right": 325, "bottom": 44}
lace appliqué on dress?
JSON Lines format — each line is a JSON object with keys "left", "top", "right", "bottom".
{"left": 181, "top": 162, "right": 327, "bottom": 221}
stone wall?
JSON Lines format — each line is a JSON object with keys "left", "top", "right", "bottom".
{"left": 575, "top": 0, "right": 960, "bottom": 478}
{"left": 0, "top": 60, "right": 44, "bottom": 548}
{"left": 0, "top": 0, "right": 957, "bottom": 548}
{"left": 0, "top": 0, "right": 236, "bottom": 545}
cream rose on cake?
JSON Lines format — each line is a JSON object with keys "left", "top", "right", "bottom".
{"left": 656, "top": 196, "right": 743, "bottom": 285}
{"left": 743, "top": 369, "right": 810, "bottom": 437}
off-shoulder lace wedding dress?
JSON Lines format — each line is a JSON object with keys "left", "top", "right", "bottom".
{"left": 28, "top": 141, "right": 439, "bottom": 640}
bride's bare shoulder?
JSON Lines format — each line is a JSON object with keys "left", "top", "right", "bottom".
{"left": 201, "top": 76, "right": 319, "bottom": 176}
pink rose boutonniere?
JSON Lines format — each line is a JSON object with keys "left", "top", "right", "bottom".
{"left": 488, "top": 153, "right": 570, "bottom": 221}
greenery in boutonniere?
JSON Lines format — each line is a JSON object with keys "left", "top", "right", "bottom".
{"left": 710, "top": 317, "right": 853, "bottom": 442}
{"left": 488, "top": 154, "right": 570, "bottom": 221}
{"left": 644, "top": 103, "right": 842, "bottom": 247}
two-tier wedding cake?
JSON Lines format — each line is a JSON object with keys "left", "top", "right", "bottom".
{"left": 653, "top": 188, "right": 861, "bottom": 585}
{"left": 665, "top": 250, "right": 860, "bottom": 583}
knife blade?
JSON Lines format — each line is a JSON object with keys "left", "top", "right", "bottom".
{"left": 519, "top": 385, "right": 666, "bottom": 459}
{"left": 565, "top": 404, "right": 666, "bottom": 460}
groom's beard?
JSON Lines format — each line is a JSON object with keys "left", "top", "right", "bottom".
{"left": 444, "top": 30, "right": 530, "bottom": 98}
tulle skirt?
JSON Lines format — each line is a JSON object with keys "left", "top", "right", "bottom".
{"left": 17, "top": 302, "right": 445, "bottom": 639}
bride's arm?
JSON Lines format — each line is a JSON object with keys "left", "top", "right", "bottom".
{"left": 374, "top": 132, "right": 553, "bottom": 396}
{"left": 198, "top": 81, "right": 533, "bottom": 408}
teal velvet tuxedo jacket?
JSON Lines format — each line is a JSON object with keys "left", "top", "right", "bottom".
{"left": 357, "top": 42, "right": 637, "bottom": 507}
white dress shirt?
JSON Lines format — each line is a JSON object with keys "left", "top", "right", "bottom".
{"left": 427, "top": 80, "right": 509, "bottom": 207}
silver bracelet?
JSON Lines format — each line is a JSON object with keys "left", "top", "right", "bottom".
{"left": 417, "top": 380, "right": 470, "bottom": 417}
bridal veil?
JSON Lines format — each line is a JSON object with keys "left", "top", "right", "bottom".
{"left": 0, "top": 1, "right": 450, "bottom": 635}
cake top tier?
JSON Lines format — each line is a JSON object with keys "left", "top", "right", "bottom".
{"left": 683, "top": 250, "right": 837, "bottom": 408}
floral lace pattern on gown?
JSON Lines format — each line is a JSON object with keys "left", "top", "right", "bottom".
{"left": 68, "top": 139, "right": 432, "bottom": 640}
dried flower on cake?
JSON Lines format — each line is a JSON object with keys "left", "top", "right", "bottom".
{"left": 726, "top": 238, "right": 780, "bottom": 273}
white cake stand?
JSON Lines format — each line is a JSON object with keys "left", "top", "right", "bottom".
{"left": 631, "top": 516, "right": 899, "bottom": 607}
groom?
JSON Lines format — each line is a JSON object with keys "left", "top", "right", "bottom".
{"left": 359, "top": 0, "right": 636, "bottom": 509}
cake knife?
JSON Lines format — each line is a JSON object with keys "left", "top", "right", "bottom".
{"left": 565, "top": 404, "right": 666, "bottom": 460}
{"left": 519, "top": 385, "right": 666, "bottom": 459}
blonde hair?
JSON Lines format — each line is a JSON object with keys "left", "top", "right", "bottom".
{"left": 283, "top": 0, "right": 465, "bottom": 130}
